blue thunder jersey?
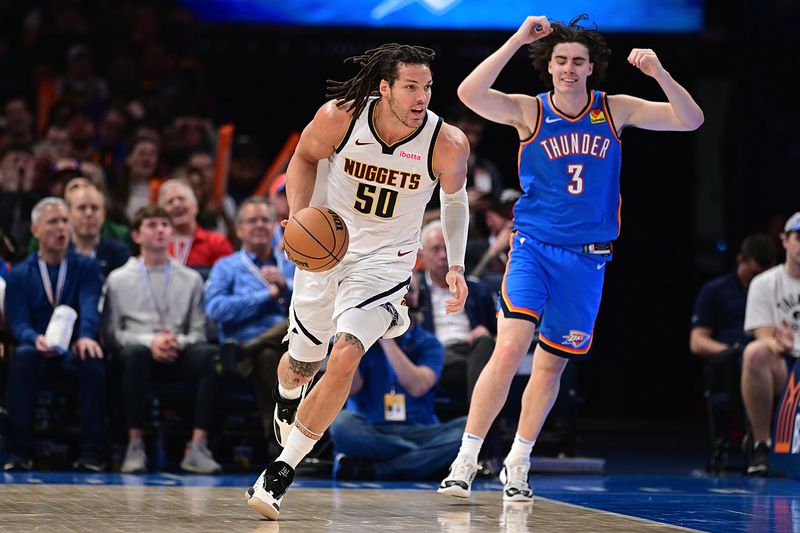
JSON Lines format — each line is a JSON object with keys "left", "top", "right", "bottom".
{"left": 515, "top": 90, "right": 622, "bottom": 247}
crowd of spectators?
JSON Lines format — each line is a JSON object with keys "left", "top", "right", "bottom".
{"left": 0, "top": 1, "right": 514, "bottom": 476}
{"left": 3, "top": 1, "right": 794, "bottom": 482}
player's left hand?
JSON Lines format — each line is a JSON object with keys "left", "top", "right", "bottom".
{"left": 627, "top": 48, "right": 665, "bottom": 78}
{"left": 444, "top": 267, "right": 468, "bottom": 315}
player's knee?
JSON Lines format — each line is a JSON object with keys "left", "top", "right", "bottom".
{"left": 491, "top": 340, "right": 528, "bottom": 369}
{"left": 532, "top": 347, "right": 569, "bottom": 372}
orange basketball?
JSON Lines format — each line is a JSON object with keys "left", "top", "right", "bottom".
{"left": 283, "top": 206, "right": 349, "bottom": 272}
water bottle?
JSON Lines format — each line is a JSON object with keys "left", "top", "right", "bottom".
{"left": 45, "top": 305, "right": 77, "bottom": 355}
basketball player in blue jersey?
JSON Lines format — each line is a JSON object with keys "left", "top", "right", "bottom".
{"left": 439, "top": 14, "right": 704, "bottom": 501}
{"left": 245, "top": 44, "right": 471, "bottom": 520}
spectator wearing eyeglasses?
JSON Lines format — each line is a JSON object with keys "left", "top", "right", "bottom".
{"left": 204, "top": 196, "right": 294, "bottom": 443}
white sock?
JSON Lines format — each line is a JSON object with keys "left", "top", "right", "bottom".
{"left": 455, "top": 433, "right": 484, "bottom": 465}
{"left": 278, "top": 383, "right": 302, "bottom": 400}
{"left": 276, "top": 427, "right": 318, "bottom": 468}
{"left": 505, "top": 433, "right": 535, "bottom": 465}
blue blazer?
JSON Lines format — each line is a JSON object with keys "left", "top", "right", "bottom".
{"left": 5, "top": 251, "right": 103, "bottom": 345}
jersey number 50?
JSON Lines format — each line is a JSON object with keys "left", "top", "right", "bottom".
{"left": 354, "top": 183, "right": 398, "bottom": 218}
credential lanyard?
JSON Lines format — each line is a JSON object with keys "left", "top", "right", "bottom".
{"left": 172, "top": 236, "right": 193, "bottom": 265}
{"left": 38, "top": 256, "right": 67, "bottom": 307}
{"left": 239, "top": 250, "right": 273, "bottom": 290}
{"left": 138, "top": 258, "right": 172, "bottom": 324}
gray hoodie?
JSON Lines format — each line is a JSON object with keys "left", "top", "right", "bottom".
{"left": 101, "top": 257, "right": 207, "bottom": 350}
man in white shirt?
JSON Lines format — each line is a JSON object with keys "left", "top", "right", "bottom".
{"left": 417, "top": 221, "right": 496, "bottom": 419}
{"left": 742, "top": 212, "right": 800, "bottom": 475}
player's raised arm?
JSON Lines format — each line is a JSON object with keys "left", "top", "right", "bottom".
{"left": 457, "top": 16, "right": 551, "bottom": 136}
{"left": 609, "top": 48, "right": 704, "bottom": 132}
{"left": 285, "top": 100, "right": 352, "bottom": 219}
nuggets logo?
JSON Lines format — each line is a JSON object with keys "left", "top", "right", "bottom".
{"left": 343, "top": 157, "right": 420, "bottom": 190}
{"left": 562, "top": 330, "right": 590, "bottom": 348}
{"left": 589, "top": 109, "right": 606, "bottom": 125}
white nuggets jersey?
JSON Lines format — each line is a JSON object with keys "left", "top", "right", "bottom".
{"left": 321, "top": 97, "right": 442, "bottom": 265}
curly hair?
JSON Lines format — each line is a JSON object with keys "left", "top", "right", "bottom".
{"left": 326, "top": 43, "right": 436, "bottom": 119}
{"left": 528, "top": 14, "right": 611, "bottom": 90}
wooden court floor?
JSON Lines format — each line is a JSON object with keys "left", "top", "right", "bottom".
{"left": 0, "top": 483, "right": 698, "bottom": 532}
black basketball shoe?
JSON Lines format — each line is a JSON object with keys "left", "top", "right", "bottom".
{"left": 272, "top": 382, "right": 309, "bottom": 447}
{"left": 246, "top": 460, "right": 296, "bottom": 520}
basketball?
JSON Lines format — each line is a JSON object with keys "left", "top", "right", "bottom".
{"left": 283, "top": 206, "right": 349, "bottom": 272}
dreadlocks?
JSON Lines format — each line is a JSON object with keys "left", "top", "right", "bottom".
{"left": 326, "top": 43, "right": 436, "bottom": 120}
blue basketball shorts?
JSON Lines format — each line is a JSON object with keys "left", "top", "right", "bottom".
{"left": 497, "top": 231, "right": 611, "bottom": 358}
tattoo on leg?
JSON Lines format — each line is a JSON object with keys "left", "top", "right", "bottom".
{"left": 332, "top": 333, "right": 365, "bottom": 354}
{"left": 284, "top": 357, "right": 322, "bottom": 387}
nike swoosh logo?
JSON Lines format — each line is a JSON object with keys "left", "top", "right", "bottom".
{"left": 355, "top": 139, "right": 374, "bottom": 146}
{"left": 597, "top": 263, "right": 605, "bottom": 270}
{"left": 545, "top": 116, "right": 562, "bottom": 124}
{"left": 397, "top": 249, "right": 415, "bottom": 257}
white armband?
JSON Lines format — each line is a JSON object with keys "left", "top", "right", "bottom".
{"left": 439, "top": 184, "right": 469, "bottom": 270}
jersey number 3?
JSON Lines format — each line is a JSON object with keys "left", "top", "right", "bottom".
{"left": 566, "top": 164, "right": 585, "bottom": 195}
{"left": 354, "top": 183, "right": 398, "bottom": 218}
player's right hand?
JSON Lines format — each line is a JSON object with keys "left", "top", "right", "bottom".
{"left": 515, "top": 16, "right": 552, "bottom": 44}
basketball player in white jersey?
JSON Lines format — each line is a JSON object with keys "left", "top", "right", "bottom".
{"left": 246, "top": 44, "right": 471, "bottom": 520}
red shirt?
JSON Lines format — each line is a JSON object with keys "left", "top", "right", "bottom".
{"left": 169, "top": 226, "right": 234, "bottom": 268}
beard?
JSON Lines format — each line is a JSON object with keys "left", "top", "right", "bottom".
{"left": 386, "top": 95, "right": 421, "bottom": 129}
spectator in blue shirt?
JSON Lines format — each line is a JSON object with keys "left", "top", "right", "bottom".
{"left": 3, "top": 197, "right": 106, "bottom": 471}
{"left": 206, "top": 196, "right": 292, "bottom": 342}
{"left": 328, "top": 279, "right": 466, "bottom": 481}
{"left": 204, "top": 196, "right": 293, "bottom": 441}
{"left": 690, "top": 233, "right": 777, "bottom": 453}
